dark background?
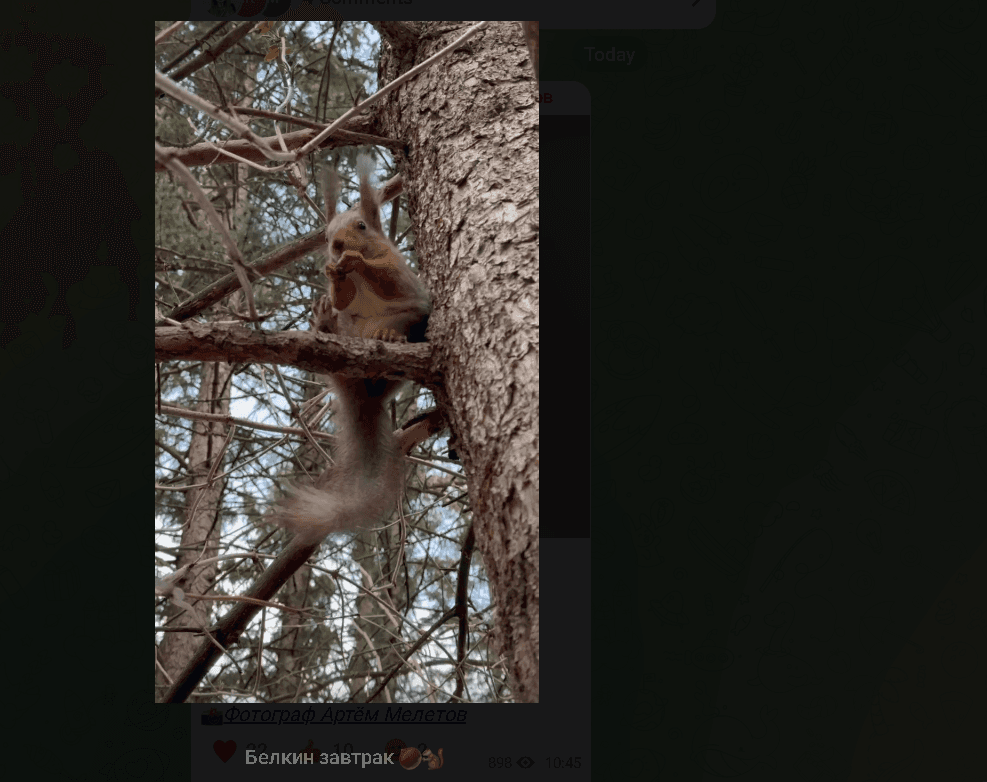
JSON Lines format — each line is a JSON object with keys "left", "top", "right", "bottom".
{"left": 542, "top": 7, "right": 986, "bottom": 781}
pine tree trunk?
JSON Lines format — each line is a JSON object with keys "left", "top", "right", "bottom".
{"left": 376, "top": 20, "right": 540, "bottom": 702}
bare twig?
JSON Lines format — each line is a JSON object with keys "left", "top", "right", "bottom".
{"left": 298, "top": 21, "right": 490, "bottom": 157}
{"left": 155, "top": 21, "right": 185, "bottom": 46}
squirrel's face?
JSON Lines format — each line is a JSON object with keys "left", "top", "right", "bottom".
{"left": 328, "top": 212, "right": 390, "bottom": 263}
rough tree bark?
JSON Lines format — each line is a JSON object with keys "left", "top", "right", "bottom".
{"left": 375, "top": 20, "right": 540, "bottom": 702}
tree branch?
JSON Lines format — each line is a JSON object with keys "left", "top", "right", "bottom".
{"left": 153, "top": 124, "right": 400, "bottom": 173}
{"left": 155, "top": 323, "right": 435, "bottom": 386}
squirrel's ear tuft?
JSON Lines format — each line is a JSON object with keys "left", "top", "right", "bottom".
{"left": 321, "top": 165, "right": 339, "bottom": 223}
{"left": 356, "top": 154, "right": 383, "bottom": 233}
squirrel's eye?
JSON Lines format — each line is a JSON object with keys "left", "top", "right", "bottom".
{"left": 357, "top": 221, "right": 366, "bottom": 230}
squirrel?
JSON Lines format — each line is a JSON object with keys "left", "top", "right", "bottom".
{"left": 423, "top": 748, "right": 444, "bottom": 770}
{"left": 161, "top": 155, "right": 444, "bottom": 702}
{"left": 276, "top": 154, "right": 433, "bottom": 543}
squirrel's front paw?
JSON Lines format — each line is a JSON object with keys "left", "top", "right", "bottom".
{"left": 336, "top": 250, "right": 365, "bottom": 273}
{"left": 325, "top": 250, "right": 364, "bottom": 281}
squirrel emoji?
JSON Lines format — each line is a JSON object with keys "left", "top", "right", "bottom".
{"left": 423, "top": 748, "right": 444, "bottom": 769}
{"left": 277, "top": 155, "right": 433, "bottom": 542}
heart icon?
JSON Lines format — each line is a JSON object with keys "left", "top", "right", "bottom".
{"left": 214, "top": 740, "right": 236, "bottom": 763}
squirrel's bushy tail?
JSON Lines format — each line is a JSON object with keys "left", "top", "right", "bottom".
{"left": 278, "top": 376, "right": 405, "bottom": 542}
